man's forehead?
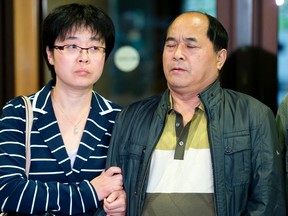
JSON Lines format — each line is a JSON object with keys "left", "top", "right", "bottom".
{"left": 167, "top": 24, "right": 208, "bottom": 40}
{"left": 169, "top": 12, "right": 208, "bottom": 31}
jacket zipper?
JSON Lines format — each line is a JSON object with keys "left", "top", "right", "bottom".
{"left": 199, "top": 94, "right": 218, "bottom": 216}
{"left": 137, "top": 111, "right": 167, "bottom": 215}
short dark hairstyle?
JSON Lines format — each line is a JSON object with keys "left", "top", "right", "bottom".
{"left": 42, "top": 3, "right": 115, "bottom": 81}
{"left": 204, "top": 13, "right": 228, "bottom": 52}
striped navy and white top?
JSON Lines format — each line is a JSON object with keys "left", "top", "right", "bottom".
{"left": 0, "top": 80, "right": 121, "bottom": 215}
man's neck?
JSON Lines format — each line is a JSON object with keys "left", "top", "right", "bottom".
{"left": 170, "top": 91, "right": 201, "bottom": 126}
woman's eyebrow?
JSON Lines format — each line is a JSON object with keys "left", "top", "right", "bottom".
{"left": 89, "top": 35, "right": 102, "bottom": 40}
{"left": 65, "top": 36, "right": 77, "bottom": 40}
{"left": 63, "top": 35, "right": 102, "bottom": 43}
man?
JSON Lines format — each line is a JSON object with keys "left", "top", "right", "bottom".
{"left": 276, "top": 93, "right": 288, "bottom": 207}
{"left": 106, "top": 11, "right": 285, "bottom": 215}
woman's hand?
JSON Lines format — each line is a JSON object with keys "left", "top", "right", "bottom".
{"left": 90, "top": 166, "right": 123, "bottom": 201}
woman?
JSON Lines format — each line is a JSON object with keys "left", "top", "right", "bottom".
{"left": 0, "top": 3, "right": 125, "bottom": 215}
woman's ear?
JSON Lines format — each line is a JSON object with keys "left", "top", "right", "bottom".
{"left": 216, "top": 49, "right": 227, "bottom": 70}
{"left": 46, "top": 46, "right": 54, "bottom": 65}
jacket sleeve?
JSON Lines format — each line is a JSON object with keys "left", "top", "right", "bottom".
{"left": 105, "top": 114, "right": 123, "bottom": 169}
{"left": 94, "top": 111, "right": 126, "bottom": 216}
{"left": 0, "top": 98, "right": 99, "bottom": 215}
{"left": 276, "top": 94, "right": 288, "bottom": 208}
{"left": 248, "top": 107, "right": 286, "bottom": 215}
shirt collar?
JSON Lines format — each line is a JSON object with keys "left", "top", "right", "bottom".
{"left": 168, "top": 93, "right": 204, "bottom": 114}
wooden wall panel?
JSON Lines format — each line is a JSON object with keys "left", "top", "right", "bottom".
{"left": 0, "top": 1, "right": 15, "bottom": 109}
{"left": 13, "top": 0, "right": 39, "bottom": 96}
{"left": 253, "top": 0, "right": 278, "bottom": 55}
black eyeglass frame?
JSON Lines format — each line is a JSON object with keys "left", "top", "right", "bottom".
{"left": 53, "top": 44, "right": 106, "bottom": 54}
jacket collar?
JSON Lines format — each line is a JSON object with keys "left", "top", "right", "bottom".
{"left": 30, "top": 80, "right": 118, "bottom": 181}
{"left": 198, "top": 79, "right": 222, "bottom": 108}
{"left": 31, "top": 80, "right": 119, "bottom": 116}
{"left": 31, "top": 80, "right": 54, "bottom": 115}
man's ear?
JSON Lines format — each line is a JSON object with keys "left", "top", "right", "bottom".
{"left": 46, "top": 46, "right": 54, "bottom": 65}
{"left": 216, "top": 49, "right": 227, "bottom": 70}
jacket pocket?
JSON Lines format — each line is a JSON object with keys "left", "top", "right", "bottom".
{"left": 224, "top": 132, "right": 251, "bottom": 188}
{"left": 119, "top": 140, "right": 147, "bottom": 188}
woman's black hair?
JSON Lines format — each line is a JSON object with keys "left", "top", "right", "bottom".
{"left": 42, "top": 3, "right": 115, "bottom": 81}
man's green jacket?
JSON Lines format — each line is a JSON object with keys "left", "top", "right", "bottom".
{"left": 105, "top": 80, "right": 286, "bottom": 216}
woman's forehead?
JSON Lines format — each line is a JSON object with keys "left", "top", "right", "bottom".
{"left": 58, "top": 25, "right": 103, "bottom": 41}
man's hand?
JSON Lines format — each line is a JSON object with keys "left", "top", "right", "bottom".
{"left": 104, "top": 189, "right": 126, "bottom": 216}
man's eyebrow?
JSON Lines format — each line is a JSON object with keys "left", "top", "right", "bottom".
{"left": 184, "top": 37, "right": 197, "bottom": 43}
{"left": 165, "top": 37, "right": 176, "bottom": 42}
{"left": 165, "top": 36, "right": 198, "bottom": 43}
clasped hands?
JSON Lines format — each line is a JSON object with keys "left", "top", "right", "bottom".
{"left": 90, "top": 167, "right": 126, "bottom": 216}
